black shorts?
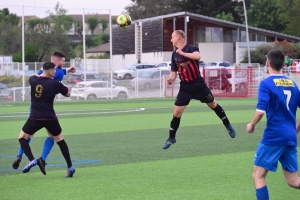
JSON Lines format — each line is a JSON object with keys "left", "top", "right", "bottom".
{"left": 22, "top": 118, "right": 62, "bottom": 136}
{"left": 175, "top": 77, "right": 214, "bottom": 106}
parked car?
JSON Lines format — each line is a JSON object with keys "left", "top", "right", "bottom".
{"left": 129, "top": 70, "right": 171, "bottom": 90}
{"left": 205, "top": 61, "right": 232, "bottom": 68}
{"left": 156, "top": 62, "right": 171, "bottom": 70}
{"left": 67, "top": 72, "right": 109, "bottom": 84}
{"left": 198, "top": 61, "right": 206, "bottom": 67}
{"left": 227, "top": 70, "right": 264, "bottom": 90}
{"left": 113, "top": 63, "right": 157, "bottom": 80}
{"left": 70, "top": 81, "right": 129, "bottom": 100}
{"left": 207, "top": 68, "right": 230, "bottom": 91}
{"left": 0, "top": 87, "right": 31, "bottom": 101}
{"left": 0, "top": 83, "right": 7, "bottom": 92}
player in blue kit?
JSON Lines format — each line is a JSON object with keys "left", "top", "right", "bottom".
{"left": 12, "top": 51, "right": 76, "bottom": 170}
{"left": 19, "top": 61, "right": 75, "bottom": 177}
{"left": 246, "top": 49, "right": 300, "bottom": 200}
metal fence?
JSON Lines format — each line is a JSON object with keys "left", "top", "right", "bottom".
{"left": 2, "top": 61, "right": 296, "bottom": 103}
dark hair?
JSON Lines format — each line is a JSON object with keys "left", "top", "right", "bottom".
{"left": 52, "top": 51, "right": 65, "bottom": 58}
{"left": 43, "top": 62, "right": 56, "bottom": 70}
{"left": 267, "top": 49, "right": 284, "bottom": 71}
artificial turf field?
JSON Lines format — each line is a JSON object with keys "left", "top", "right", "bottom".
{"left": 0, "top": 98, "right": 299, "bottom": 200}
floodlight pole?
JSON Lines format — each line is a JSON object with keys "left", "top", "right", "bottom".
{"left": 240, "top": 0, "right": 251, "bottom": 64}
{"left": 22, "top": 5, "right": 25, "bottom": 102}
{"left": 109, "top": 9, "right": 113, "bottom": 99}
{"left": 82, "top": 9, "right": 87, "bottom": 100}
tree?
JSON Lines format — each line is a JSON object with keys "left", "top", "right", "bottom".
{"left": 274, "top": 40, "right": 298, "bottom": 58}
{"left": 48, "top": 3, "right": 74, "bottom": 34}
{"left": 216, "top": 11, "right": 234, "bottom": 22}
{"left": 247, "top": 0, "right": 286, "bottom": 32}
{"left": 13, "top": 43, "right": 38, "bottom": 62}
{"left": 125, "top": 0, "right": 181, "bottom": 20}
{"left": 275, "top": 0, "right": 300, "bottom": 36}
{"left": 125, "top": 0, "right": 243, "bottom": 23}
{"left": 87, "top": 15, "right": 99, "bottom": 36}
{"left": 0, "top": 22, "right": 21, "bottom": 55}
{"left": 100, "top": 18, "right": 108, "bottom": 33}
{"left": 0, "top": 8, "right": 19, "bottom": 25}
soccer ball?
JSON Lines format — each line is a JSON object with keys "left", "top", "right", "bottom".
{"left": 116, "top": 14, "right": 132, "bottom": 28}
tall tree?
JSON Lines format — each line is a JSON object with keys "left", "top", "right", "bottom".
{"left": 275, "top": 0, "right": 300, "bottom": 37}
{"left": 87, "top": 15, "right": 99, "bottom": 36}
{"left": 125, "top": 0, "right": 181, "bottom": 20}
{"left": 0, "top": 8, "right": 19, "bottom": 25}
{"left": 247, "top": 0, "right": 286, "bottom": 32}
{"left": 100, "top": 18, "right": 108, "bottom": 33}
{"left": 48, "top": 3, "right": 74, "bottom": 33}
{"left": 216, "top": 11, "right": 234, "bottom": 22}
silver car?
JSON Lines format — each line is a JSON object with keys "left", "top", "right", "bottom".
{"left": 70, "top": 81, "right": 129, "bottom": 100}
{"left": 129, "top": 70, "right": 171, "bottom": 90}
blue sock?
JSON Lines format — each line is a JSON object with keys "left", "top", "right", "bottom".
{"left": 17, "top": 138, "right": 31, "bottom": 157}
{"left": 256, "top": 185, "right": 269, "bottom": 200}
{"left": 41, "top": 137, "right": 55, "bottom": 161}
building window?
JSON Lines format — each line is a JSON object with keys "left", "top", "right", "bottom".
{"left": 205, "top": 27, "right": 212, "bottom": 42}
{"left": 257, "top": 34, "right": 265, "bottom": 41}
{"left": 241, "top": 31, "right": 247, "bottom": 42}
{"left": 232, "top": 30, "right": 238, "bottom": 42}
{"left": 194, "top": 26, "right": 206, "bottom": 45}
{"left": 249, "top": 32, "right": 256, "bottom": 41}
{"left": 212, "top": 27, "right": 223, "bottom": 42}
{"left": 224, "top": 28, "right": 232, "bottom": 42}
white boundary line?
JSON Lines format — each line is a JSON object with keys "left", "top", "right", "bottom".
{"left": 0, "top": 108, "right": 146, "bottom": 118}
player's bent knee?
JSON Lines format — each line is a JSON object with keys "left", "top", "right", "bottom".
{"left": 53, "top": 134, "right": 64, "bottom": 142}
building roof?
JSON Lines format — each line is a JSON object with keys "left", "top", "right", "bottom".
{"left": 86, "top": 42, "right": 110, "bottom": 53}
{"left": 122, "top": 11, "right": 300, "bottom": 42}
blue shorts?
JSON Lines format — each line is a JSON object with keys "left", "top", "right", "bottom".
{"left": 254, "top": 143, "right": 298, "bottom": 172}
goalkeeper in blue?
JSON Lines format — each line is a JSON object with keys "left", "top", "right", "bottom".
{"left": 12, "top": 51, "right": 76, "bottom": 170}
{"left": 246, "top": 49, "right": 300, "bottom": 200}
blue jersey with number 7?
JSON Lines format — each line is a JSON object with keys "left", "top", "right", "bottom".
{"left": 257, "top": 74, "right": 300, "bottom": 146}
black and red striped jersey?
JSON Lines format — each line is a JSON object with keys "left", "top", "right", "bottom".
{"left": 170, "top": 44, "right": 201, "bottom": 83}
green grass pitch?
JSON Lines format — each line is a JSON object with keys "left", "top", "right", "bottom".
{"left": 0, "top": 98, "right": 299, "bottom": 200}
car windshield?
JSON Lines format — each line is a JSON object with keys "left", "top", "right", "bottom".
{"left": 140, "top": 71, "right": 154, "bottom": 78}
{"left": 0, "top": 90, "right": 11, "bottom": 96}
{"left": 72, "top": 84, "right": 85, "bottom": 88}
{"left": 69, "top": 74, "right": 81, "bottom": 80}
{"left": 207, "top": 62, "right": 217, "bottom": 66}
{"left": 125, "top": 64, "right": 137, "bottom": 70}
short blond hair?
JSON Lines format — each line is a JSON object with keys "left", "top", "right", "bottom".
{"left": 174, "top": 30, "right": 185, "bottom": 39}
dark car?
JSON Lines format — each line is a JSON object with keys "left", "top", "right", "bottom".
{"left": 67, "top": 72, "right": 108, "bottom": 84}
{"left": 0, "top": 87, "right": 31, "bottom": 101}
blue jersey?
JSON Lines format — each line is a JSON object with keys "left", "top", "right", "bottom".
{"left": 38, "top": 67, "right": 67, "bottom": 82}
{"left": 29, "top": 76, "right": 68, "bottom": 119}
{"left": 257, "top": 74, "right": 300, "bottom": 146}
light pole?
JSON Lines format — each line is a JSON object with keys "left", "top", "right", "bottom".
{"left": 239, "top": 0, "right": 251, "bottom": 64}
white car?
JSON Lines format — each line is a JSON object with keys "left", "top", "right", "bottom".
{"left": 156, "top": 62, "right": 171, "bottom": 70}
{"left": 205, "top": 61, "right": 233, "bottom": 68}
{"left": 113, "top": 63, "right": 157, "bottom": 80}
{"left": 70, "top": 81, "right": 129, "bottom": 100}
{"left": 227, "top": 70, "right": 264, "bottom": 90}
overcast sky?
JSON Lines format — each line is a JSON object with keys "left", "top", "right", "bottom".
{"left": 1, "top": 0, "right": 132, "bottom": 17}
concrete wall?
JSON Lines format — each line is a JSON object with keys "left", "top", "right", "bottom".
{"left": 198, "top": 43, "right": 234, "bottom": 64}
